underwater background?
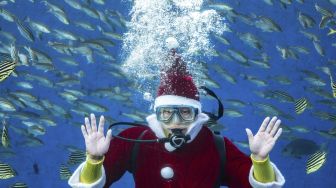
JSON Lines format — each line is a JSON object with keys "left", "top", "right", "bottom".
{"left": 0, "top": 0, "right": 336, "bottom": 187}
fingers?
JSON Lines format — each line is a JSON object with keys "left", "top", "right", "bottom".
{"left": 258, "top": 117, "right": 270, "bottom": 132}
{"left": 245, "top": 128, "right": 254, "bottom": 144}
{"left": 274, "top": 128, "right": 282, "bottom": 141}
{"left": 85, "top": 117, "right": 91, "bottom": 134}
{"left": 91, "top": 113, "right": 97, "bottom": 132}
{"left": 265, "top": 116, "right": 277, "bottom": 133}
{"left": 270, "top": 119, "right": 281, "bottom": 137}
{"left": 81, "top": 125, "right": 88, "bottom": 140}
{"left": 98, "top": 115, "right": 105, "bottom": 134}
{"left": 105, "top": 129, "right": 113, "bottom": 144}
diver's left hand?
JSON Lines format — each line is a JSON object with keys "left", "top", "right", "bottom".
{"left": 245, "top": 116, "right": 282, "bottom": 160}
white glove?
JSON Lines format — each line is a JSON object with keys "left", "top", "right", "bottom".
{"left": 245, "top": 116, "right": 282, "bottom": 160}
{"left": 81, "top": 113, "right": 113, "bottom": 157}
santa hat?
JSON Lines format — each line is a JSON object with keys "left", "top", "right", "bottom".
{"left": 153, "top": 37, "right": 202, "bottom": 113}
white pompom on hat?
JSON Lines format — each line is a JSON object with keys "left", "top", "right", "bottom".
{"left": 165, "top": 37, "right": 179, "bottom": 50}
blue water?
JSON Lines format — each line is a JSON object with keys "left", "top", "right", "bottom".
{"left": 0, "top": 0, "right": 335, "bottom": 187}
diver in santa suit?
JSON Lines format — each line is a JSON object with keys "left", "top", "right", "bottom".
{"left": 68, "top": 38, "right": 285, "bottom": 188}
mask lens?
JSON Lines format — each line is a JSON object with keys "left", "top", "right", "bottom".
{"left": 178, "top": 107, "right": 194, "bottom": 121}
{"left": 158, "top": 107, "right": 175, "bottom": 122}
{"left": 156, "top": 106, "right": 198, "bottom": 123}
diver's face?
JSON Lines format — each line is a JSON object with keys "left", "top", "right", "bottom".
{"left": 156, "top": 105, "right": 198, "bottom": 133}
{"left": 161, "top": 114, "right": 192, "bottom": 133}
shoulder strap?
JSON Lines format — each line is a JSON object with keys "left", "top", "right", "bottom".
{"left": 130, "top": 130, "right": 148, "bottom": 174}
{"left": 213, "top": 133, "right": 226, "bottom": 188}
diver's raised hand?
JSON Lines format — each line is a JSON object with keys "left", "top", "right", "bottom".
{"left": 81, "top": 113, "right": 112, "bottom": 157}
{"left": 245, "top": 116, "right": 282, "bottom": 160}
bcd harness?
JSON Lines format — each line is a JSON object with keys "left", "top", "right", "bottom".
{"left": 129, "top": 129, "right": 226, "bottom": 188}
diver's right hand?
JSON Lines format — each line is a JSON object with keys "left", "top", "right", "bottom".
{"left": 81, "top": 113, "right": 113, "bottom": 158}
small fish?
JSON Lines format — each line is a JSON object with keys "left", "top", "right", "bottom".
{"left": 15, "top": 18, "right": 35, "bottom": 42}
{"left": 80, "top": 4, "right": 100, "bottom": 19}
{"left": 74, "top": 21, "right": 95, "bottom": 31}
{"left": 298, "top": 12, "right": 316, "bottom": 28}
{"left": 64, "top": 0, "right": 82, "bottom": 10}
{"left": 232, "top": 140, "right": 249, "bottom": 148}
{"left": 237, "top": 32, "right": 263, "bottom": 50}
{"left": 18, "top": 136, "right": 43, "bottom": 147}
{"left": 267, "top": 90, "right": 295, "bottom": 103}
{"left": 252, "top": 103, "right": 283, "bottom": 117}
{"left": 10, "top": 182, "right": 28, "bottom": 188}
{"left": 249, "top": 59, "right": 270, "bottom": 69}
{"left": 290, "top": 125, "right": 310, "bottom": 133}
{"left": 67, "top": 150, "right": 86, "bottom": 165}
{"left": 53, "top": 29, "right": 78, "bottom": 41}
{"left": 276, "top": 46, "right": 298, "bottom": 60}
{"left": 225, "top": 109, "right": 243, "bottom": 118}
{"left": 327, "top": 28, "right": 336, "bottom": 36}
{"left": 295, "top": 97, "right": 308, "bottom": 114}
{"left": 319, "top": 16, "right": 333, "bottom": 29}
{"left": 42, "top": 1, "right": 69, "bottom": 25}
{"left": 28, "top": 125, "right": 46, "bottom": 136}
{"left": 213, "top": 34, "right": 231, "bottom": 45}
{"left": 227, "top": 49, "right": 248, "bottom": 64}
{"left": 33, "top": 162, "right": 39, "bottom": 174}
{"left": 263, "top": 0, "right": 274, "bottom": 6}
{"left": 10, "top": 90, "right": 38, "bottom": 102}
{"left": 314, "top": 4, "right": 333, "bottom": 17}
{"left": 306, "top": 151, "right": 327, "bottom": 174}
{"left": 329, "top": 75, "right": 336, "bottom": 98}
{"left": 93, "top": 0, "right": 105, "bottom": 5}
{"left": 0, "top": 8, "right": 16, "bottom": 22}
{"left": 59, "top": 91, "right": 78, "bottom": 102}
{"left": 254, "top": 16, "right": 282, "bottom": 32}
{"left": 242, "top": 74, "right": 267, "bottom": 87}
{"left": 225, "top": 99, "right": 247, "bottom": 108}
{"left": 299, "top": 30, "right": 320, "bottom": 42}
{"left": 282, "top": 138, "right": 320, "bottom": 158}
{"left": 1, "top": 120, "right": 10, "bottom": 148}
{"left": 313, "top": 41, "right": 325, "bottom": 56}
{"left": 0, "top": 162, "right": 16, "bottom": 179}
{"left": 0, "top": 59, "right": 16, "bottom": 82}
{"left": 272, "top": 75, "right": 292, "bottom": 85}
{"left": 121, "top": 112, "right": 145, "bottom": 122}
{"left": 312, "top": 111, "right": 336, "bottom": 122}
{"left": 207, "top": 3, "right": 233, "bottom": 12}
{"left": 290, "top": 46, "right": 310, "bottom": 54}
{"left": 60, "top": 164, "right": 72, "bottom": 180}
{"left": 77, "top": 100, "right": 108, "bottom": 113}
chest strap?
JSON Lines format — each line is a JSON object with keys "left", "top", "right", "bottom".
{"left": 213, "top": 133, "right": 226, "bottom": 188}
{"left": 130, "top": 130, "right": 148, "bottom": 174}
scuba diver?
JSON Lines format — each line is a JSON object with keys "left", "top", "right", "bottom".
{"left": 68, "top": 38, "right": 285, "bottom": 188}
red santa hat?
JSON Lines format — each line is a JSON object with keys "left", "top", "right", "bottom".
{"left": 154, "top": 37, "right": 202, "bottom": 112}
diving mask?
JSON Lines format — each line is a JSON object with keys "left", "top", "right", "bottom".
{"left": 156, "top": 105, "right": 198, "bottom": 124}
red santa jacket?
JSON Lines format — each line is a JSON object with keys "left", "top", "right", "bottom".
{"left": 103, "top": 126, "right": 252, "bottom": 188}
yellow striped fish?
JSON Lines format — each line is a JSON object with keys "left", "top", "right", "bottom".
{"left": 10, "top": 182, "right": 28, "bottom": 188}
{"left": 67, "top": 150, "right": 86, "bottom": 165}
{"left": 1, "top": 120, "right": 10, "bottom": 148}
{"left": 295, "top": 98, "right": 308, "bottom": 114}
{"left": 0, "top": 59, "right": 16, "bottom": 82}
{"left": 0, "top": 162, "right": 16, "bottom": 179}
{"left": 306, "top": 151, "right": 327, "bottom": 174}
{"left": 60, "top": 164, "right": 72, "bottom": 180}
